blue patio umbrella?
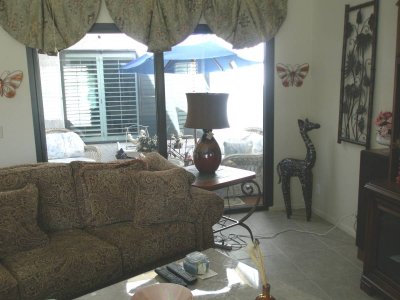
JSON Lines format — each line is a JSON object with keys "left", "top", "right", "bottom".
{"left": 122, "top": 40, "right": 261, "bottom": 73}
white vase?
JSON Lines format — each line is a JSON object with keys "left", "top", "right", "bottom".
{"left": 376, "top": 134, "right": 391, "bottom": 146}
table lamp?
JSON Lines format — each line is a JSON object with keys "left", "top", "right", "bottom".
{"left": 185, "top": 92, "right": 229, "bottom": 174}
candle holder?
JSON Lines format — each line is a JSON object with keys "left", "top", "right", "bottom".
{"left": 255, "top": 283, "right": 276, "bottom": 300}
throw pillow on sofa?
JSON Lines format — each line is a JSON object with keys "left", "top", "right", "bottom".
{"left": 140, "top": 152, "right": 180, "bottom": 170}
{"left": 134, "top": 168, "right": 195, "bottom": 226}
{"left": 71, "top": 160, "right": 148, "bottom": 227}
{"left": 0, "top": 184, "right": 49, "bottom": 258}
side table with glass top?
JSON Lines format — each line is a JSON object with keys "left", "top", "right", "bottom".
{"left": 185, "top": 165, "right": 262, "bottom": 242}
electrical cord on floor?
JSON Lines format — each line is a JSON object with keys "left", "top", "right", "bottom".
{"left": 214, "top": 213, "right": 357, "bottom": 251}
{"left": 241, "top": 213, "right": 357, "bottom": 240}
{"left": 214, "top": 232, "right": 247, "bottom": 251}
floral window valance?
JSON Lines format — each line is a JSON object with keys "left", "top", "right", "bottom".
{"left": 203, "top": 0, "right": 288, "bottom": 49}
{"left": 105, "top": 0, "right": 204, "bottom": 53}
{"left": 0, "top": 0, "right": 287, "bottom": 53}
{"left": 0, "top": 0, "right": 101, "bottom": 55}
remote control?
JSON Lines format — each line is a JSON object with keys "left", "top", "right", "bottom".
{"left": 154, "top": 266, "right": 188, "bottom": 286}
{"left": 166, "top": 262, "right": 197, "bottom": 284}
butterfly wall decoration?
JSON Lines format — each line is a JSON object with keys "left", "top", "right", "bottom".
{"left": 0, "top": 70, "right": 23, "bottom": 98}
{"left": 276, "top": 63, "right": 309, "bottom": 87}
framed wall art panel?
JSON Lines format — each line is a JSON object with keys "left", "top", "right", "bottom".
{"left": 337, "top": 0, "right": 378, "bottom": 148}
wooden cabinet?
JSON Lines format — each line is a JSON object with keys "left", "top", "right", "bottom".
{"left": 358, "top": 2, "right": 400, "bottom": 299}
{"left": 356, "top": 149, "right": 389, "bottom": 259}
{"left": 389, "top": 1, "right": 400, "bottom": 181}
{"left": 361, "top": 181, "right": 400, "bottom": 299}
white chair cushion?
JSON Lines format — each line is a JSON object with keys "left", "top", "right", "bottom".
{"left": 48, "top": 157, "right": 95, "bottom": 163}
{"left": 63, "top": 132, "right": 85, "bottom": 158}
{"left": 46, "top": 133, "right": 67, "bottom": 159}
{"left": 224, "top": 140, "right": 253, "bottom": 155}
{"left": 248, "top": 133, "right": 263, "bottom": 154}
{"left": 46, "top": 131, "right": 85, "bottom": 159}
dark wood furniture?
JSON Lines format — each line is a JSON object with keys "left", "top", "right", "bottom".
{"left": 389, "top": 1, "right": 400, "bottom": 182}
{"left": 359, "top": 2, "right": 400, "bottom": 299}
{"left": 356, "top": 149, "right": 389, "bottom": 259}
{"left": 361, "top": 181, "right": 400, "bottom": 299}
{"left": 185, "top": 165, "right": 262, "bottom": 241}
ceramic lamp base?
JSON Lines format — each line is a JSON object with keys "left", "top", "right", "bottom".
{"left": 193, "top": 130, "right": 221, "bottom": 174}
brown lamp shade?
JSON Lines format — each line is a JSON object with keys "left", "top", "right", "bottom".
{"left": 185, "top": 93, "right": 230, "bottom": 129}
{"left": 185, "top": 93, "right": 229, "bottom": 174}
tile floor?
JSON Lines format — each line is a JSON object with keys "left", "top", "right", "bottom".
{"left": 214, "top": 209, "right": 385, "bottom": 300}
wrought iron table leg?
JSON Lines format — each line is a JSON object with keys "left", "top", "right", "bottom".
{"left": 213, "top": 179, "right": 261, "bottom": 242}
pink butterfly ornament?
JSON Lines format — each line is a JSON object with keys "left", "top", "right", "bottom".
{"left": 0, "top": 70, "right": 23, "bottom": 98}
{"left": 276, "top": 63, "right": 309, "bottom": 87}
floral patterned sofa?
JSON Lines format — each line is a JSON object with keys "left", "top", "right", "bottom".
{"left": 0, "top": 153, "right": 223, "bottom": 300}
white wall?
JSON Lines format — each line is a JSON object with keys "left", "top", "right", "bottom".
{"left": 272, "top": 0, "right": 397, "bottom": 236}
{"left": 0, "top": 25, "right": 36, "bottom": 166}
{"left": 0, "top": 0, "right": 397, "bottom": 235}
{"left": 273, "top": 0, "right": 314, "bottom": 211}
{"left": 308, "top": 0, "right": 397, "bottom": 235}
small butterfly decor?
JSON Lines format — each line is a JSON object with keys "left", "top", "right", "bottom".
{"left": 276, "top": 63, "right": 309, "bottom": 87}
{"left": 0, "top": 70, "right": 23, "bottom": 98}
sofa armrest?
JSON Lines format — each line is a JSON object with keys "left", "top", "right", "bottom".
{"left": 84, "top": 145, "right": 102, "bottom": 162}
{"left": 189, "top": 187, "right": 224, "bottom": 249}
{"left": 0, "top": 264, "right": 18, "bottom": 300}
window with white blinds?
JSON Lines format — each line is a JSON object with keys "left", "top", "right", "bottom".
{"left": 60, "top": 50, "right": 139, "bottom": 143}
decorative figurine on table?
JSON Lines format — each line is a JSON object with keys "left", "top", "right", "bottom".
{"left": 277, "top": 118, "right": 320, "bottom": 221}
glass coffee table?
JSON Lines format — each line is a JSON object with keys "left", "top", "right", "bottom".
{"left": 75, "top": 248, "right": 261, "bottom": 299}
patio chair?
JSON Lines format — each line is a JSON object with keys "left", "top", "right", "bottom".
{"left": 46, "top": 128, "right": 101, "bottom": 163}
{"left": 220, "top": 127, "right": 263, "bottom": 196}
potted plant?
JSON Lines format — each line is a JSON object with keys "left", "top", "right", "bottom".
{"left": 374, "top": 111, "right": 392, "bottom": 145}
{"left": 137, "top": 135, "right": 158, "bottom": 152}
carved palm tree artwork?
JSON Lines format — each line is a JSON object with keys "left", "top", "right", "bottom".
{"left": 338, "top": 0, "right": 378, "bottom": 147}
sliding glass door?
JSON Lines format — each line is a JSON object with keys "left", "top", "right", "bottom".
{"left": 28, "top": 23, "right": 274, "bottom": 208}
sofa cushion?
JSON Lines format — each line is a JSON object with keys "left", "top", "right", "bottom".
{"left": 72, "top": 160, "right": 147, "bottom": 227}
{"left": 0, "top": 184, "right": 49, "bottom": 258}
{"left": 134, "top": 168, "right": 195, "bottom": 226}
{"left": 87, "top": 221, "right": 196, "bottom": 275}
{"left": 2, "top": 229, "right": 122, "bottom": 300}
{"left": 0, "top": 264, "right": 19, "bottom": 300}
{"left": 0, "top": 163, "right": 82, "bottom": 231}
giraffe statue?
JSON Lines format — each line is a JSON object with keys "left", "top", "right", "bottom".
{"left": 277, "top": 119, "right": 320, "bottom": 221}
